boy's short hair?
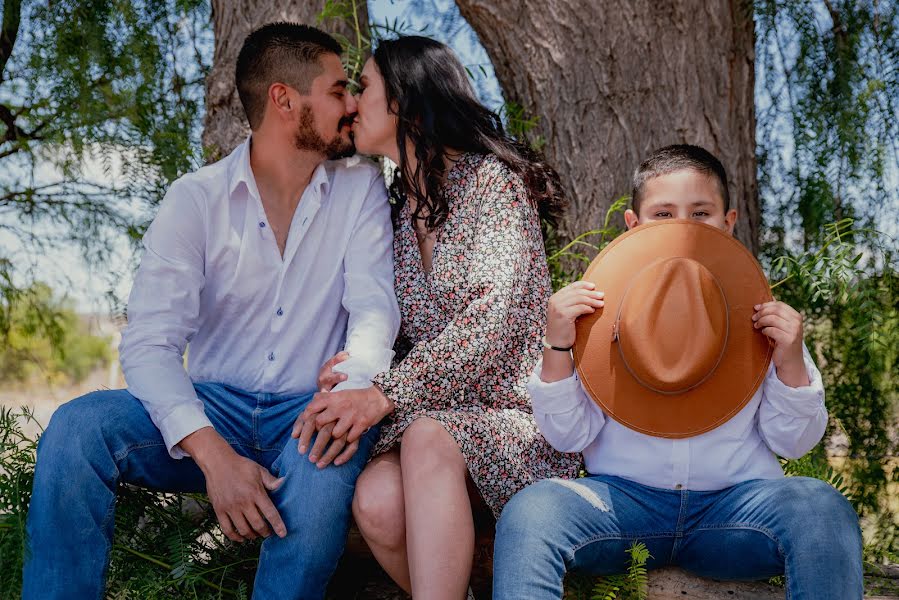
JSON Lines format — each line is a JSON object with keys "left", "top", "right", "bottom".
{"left": 236, "top": 23, "right": 343, "bottom": 129}
{"left": 631, "top": 144, "right": 730, "bottom": 214}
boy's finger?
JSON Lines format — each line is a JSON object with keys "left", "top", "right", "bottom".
{"left": 760, "top": 326, "right": 789, "bottom": 346}
{"left": 573, "top": 289, "right": 604, "bottom": 299}
{"left": 752, "top": 303, "right": 790, "bottom": 320}
{"left": 563, "top": 305, "right": 597, "bottom": 320}
{"left": 753, "top": 314, "right": 791, "bottom": 332}
{"left": 561, "top": 297, "right": 604, "bottom": 310}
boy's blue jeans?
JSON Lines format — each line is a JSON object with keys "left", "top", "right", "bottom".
{"left": 22, "top": 383, "right": 380, "bottom": 600}
{"left": 493, "top": 474, "right": 863, "bottom": 600}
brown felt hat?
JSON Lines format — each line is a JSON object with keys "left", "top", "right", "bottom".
{"left": 573, "top": 220, "right": 773, "bottom": 438}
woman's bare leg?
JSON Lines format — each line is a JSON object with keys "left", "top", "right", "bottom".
{"left": 352, "top": 449, "right": 412, "bottom": 592}
{"left": 400, "top": 418, "right": 474, "bottom": 600}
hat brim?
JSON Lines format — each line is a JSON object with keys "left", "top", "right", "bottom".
{"left": 574, "top": 220, "right": 773, "bottom": 438}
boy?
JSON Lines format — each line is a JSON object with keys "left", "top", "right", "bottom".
{"left": 492, "top": 145, "right": 862, "bottom": 600}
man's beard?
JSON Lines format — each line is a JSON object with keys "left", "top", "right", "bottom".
{"left": 293, "top": 104, "right": 355, "bottom": 159}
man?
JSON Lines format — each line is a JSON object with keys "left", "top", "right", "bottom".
{"left": 492, "top": 145, "right": 862, "bottom": 599}
{"left": 23, "top": 22, "right": 399, "bottom": 600}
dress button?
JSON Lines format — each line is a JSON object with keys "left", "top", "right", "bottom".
{"left": 675, "top": 483, "right": 683, "bottom": 490}
{"left": 259, "top": 221, "right": 266, "bottom": 228}
{"left": 276, "top": 307, "right": 283, "bottom": 316}
{"left": 268, "top": 352, "right": 275, "bottom": 361}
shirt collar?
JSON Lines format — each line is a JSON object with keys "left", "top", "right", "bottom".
{"left": 228, "top": 135, "right": 333, "bottom": 202}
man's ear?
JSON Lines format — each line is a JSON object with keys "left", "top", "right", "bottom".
{"left": 624, "top": 208, "right": 640, "bottom": 230}
{"left": 268, "top": 83, "right": 294, "bottom": 119}
{"left": 724, "top": 208, "right": 738, "bottom": 235}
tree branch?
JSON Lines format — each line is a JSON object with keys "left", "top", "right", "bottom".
{"left": 0, "top": 0, "right": 22, "bottom": 84}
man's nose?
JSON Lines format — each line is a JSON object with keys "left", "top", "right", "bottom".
{"left": 345, "top": 93, "right": 357, "bottom": 114}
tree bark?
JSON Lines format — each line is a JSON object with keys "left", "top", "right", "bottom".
{"left": 454, "top": 0, "right": 760, "bottom": 254}
{"left": 203, "top": 0, "right": 369, "bottom": 159}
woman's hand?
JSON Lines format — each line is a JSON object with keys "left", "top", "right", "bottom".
{"left": 317, "top": 351, "right": 349, "bottom": 391}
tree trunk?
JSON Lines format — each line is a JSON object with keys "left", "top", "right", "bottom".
{"left": 203, "top": 0, "right": 369, "bottom": 159}
{"left": 454, "top": 0, "right": 760, "bottom": 254}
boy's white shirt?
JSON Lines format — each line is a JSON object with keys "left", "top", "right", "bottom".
{"left": 528, "top": 344, "right": 827, "bottom": 490}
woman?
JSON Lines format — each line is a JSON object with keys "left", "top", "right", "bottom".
{"left": 313, "top": 36, "right": 581, "bottom": 598}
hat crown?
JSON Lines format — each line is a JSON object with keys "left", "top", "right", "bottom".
{"left": 617, "top": 257, "right": 728, "bottom": 394}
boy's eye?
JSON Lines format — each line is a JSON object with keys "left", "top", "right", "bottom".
{"left": 655, "top": 211, "right": 672, "bottom": 218}
{"left": 692, "top": 211, "right": 709, "bottom": 217}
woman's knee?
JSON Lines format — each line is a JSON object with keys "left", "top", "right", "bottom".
{"left": 400, "top": 418, "right": 465, "bottom": 473}
{"left": 352, "top": 470, "right": 406, "bottom": 550}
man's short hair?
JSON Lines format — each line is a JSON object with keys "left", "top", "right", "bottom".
{"left": 631, "top": 144, "right": 730, "bottom": 214}
{"left": 236, "top": 22, "right": 343, "bottom": 129}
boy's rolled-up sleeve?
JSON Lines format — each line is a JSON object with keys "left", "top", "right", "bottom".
{"left": 758, "top": 344, "right": 828, "bottom": 459}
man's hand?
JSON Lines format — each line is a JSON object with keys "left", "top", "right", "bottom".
{"left": 318, "top": 351, "right": 350, "bottom": 392}
{"left": 546, "top": 281, "right": 605, "bottom": 349}
{"left": 752, "top": 300, "right": 810, "bottom": 388}
{"left": 291, "top": 385, "right": 393, "bottom": 468}
{"left": 179, "top": 428, "right": 286, "bottom": 542}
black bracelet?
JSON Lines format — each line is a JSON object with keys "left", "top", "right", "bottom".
{"left": 542, "top": 336, "right": 573, "bottom": 352}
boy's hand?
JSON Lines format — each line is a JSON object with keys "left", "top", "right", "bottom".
{"left": 546, "top": 281, "right": 605, "bottom": 348}
{"left": 752, "top": 300, "right": 810, "bottom": 387}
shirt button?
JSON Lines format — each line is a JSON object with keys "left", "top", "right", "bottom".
{"left": 675, "top": 483, "right": 683, "bottom": 490}
{"left": 268, "top": 352, "right": 275, "bottom": 361}
{"left": 259, "top": 221, "right": 266, "bottom": 228}
{"left": 276, "top": 307, "right": 283, "bottom": 316}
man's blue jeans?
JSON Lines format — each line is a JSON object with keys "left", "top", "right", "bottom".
{"left": 493, "top": 474, "right": 862, "bottom": 600}
{"left": 22, "top": 383, "right": 379, "bottom": 600}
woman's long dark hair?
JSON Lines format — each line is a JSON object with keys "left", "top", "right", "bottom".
{"left": 372, "top": 36, "right": 565, "bottom": 232}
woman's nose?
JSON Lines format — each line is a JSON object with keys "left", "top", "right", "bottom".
{"left": 345, "top": 92, "right": 358, "bottom": 114}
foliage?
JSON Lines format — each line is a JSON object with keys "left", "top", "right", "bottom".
{"left": 0, "top": 282, "right": 110, "bottom": 386}
{"left": 318, "top": 0, "right": 427, "bottom": 85}
{"left": 0, "top": 406, "right": 37, "bottom": 598}
{"left": 590, "top": 542, "right": 651, "bottom": 600}
{"left": 545, "top": 196, "right": 628, "bottom": 291}
{"left": 756, "top": 0, "right": 898, "bottom": 244}
{"left": 0, "top": 0, "right": 210, "bottom": 349}
{"left": 0, "top": 407, "right": 260, "bottom": 599}
{"left": 755, "top": 4, "right": 898, "bottom": 556}
{"left": 767, "top": 218, "right": 898, "bottom": 561}
{"left": 562, "top": 542, "right": 651, "bottom": 600}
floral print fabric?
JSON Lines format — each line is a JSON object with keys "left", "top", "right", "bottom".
{"left": 372, "top": 153, "right": 581, "bottom": 518}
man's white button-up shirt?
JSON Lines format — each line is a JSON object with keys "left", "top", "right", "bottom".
{"left": 119, "top": 139, "right": 400, "bottom": 458}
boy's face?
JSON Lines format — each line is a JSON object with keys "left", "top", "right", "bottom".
{"left": 624, "top": 169, "right": 737, "bottom": 234}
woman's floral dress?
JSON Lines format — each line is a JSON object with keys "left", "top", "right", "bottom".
{"left": 371, "top": 152, "right": 582, "bottom": 518}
